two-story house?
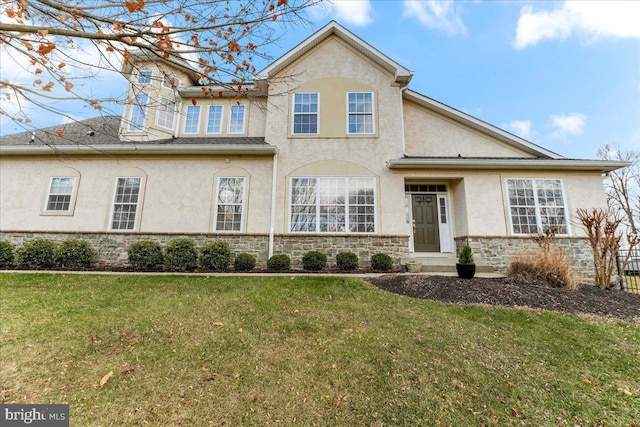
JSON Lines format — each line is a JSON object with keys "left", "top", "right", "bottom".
{"left": 0, "top": 21, "right": 628, "bottom": 276}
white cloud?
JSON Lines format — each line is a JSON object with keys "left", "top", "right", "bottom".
{"left": 503, "top": 120, "right": 532, "bottom": 139}
{"left": 514, "top": 1, "right": 640, "bottom": 49}
{"left": 403, "top": 0, "right": 467, "bottom": 36}
{"left": 549, "top": 113, "right": 586, "bottom": 139}
{"left": 311, "top": 0, "right": 373, "bottom": 27}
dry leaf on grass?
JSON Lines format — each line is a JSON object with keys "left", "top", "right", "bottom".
{"left": 617, "top": 387, "right": 632, "bottom": 396}
{"left": 100, "top": 371, "right": 113, "bottom": 387}
{"left": 213, "top": 322, "right": 224, "bottom": 327}
{"left": 583, "top": 378, "right": 592, "bottom": 385}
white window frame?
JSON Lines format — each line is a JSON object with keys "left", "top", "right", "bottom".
{"left": 347, "top": 92, "right": 375, "bottom": 134}
{"left": 137, "top": 70, "right": 152, "bottom": 84}
{"left": 214, "top": 177, "right": 246, "bottom": 232}
{"left": 156, "top": 96, "right": 176, "bottom": 130}
{"left": 292, "top": 92, "right": 319, "bottom": 135}
{"left": 506, "top": 178, "right": 570, "bottom": 236}
{"left": 128, "top": 93, "right": 149, "bottom": 132}
{"left": 206, "top": 105, "right": 224, "bottom": 134}
{"left": 288, "top": 177, "right": 377, "bottom": 234}
{"left": 44, "top": 176, "right": 77, "bottom": 213}
{"left": 109, "top": 177, "right": 143, "bottom": 231}
{"left": 228, "top": 104, "right": 246, "bottom": 134}
{"left": 184, "top": 105, "right": 201, "bottom": 134}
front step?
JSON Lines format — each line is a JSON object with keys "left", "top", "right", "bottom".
{"left": 401, "top": 255, "right": 494, "bottom": 273}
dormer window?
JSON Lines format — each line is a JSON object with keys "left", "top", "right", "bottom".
{"left": 184, "top": 105, "right": 201, "bottom": 134}
{"left": 156, "top": 97, "right": 176, "bottom": 130}
{"left": 229, "top": 105, "right": 245, "bottom": 134}
{"left": 292, "top": 93, "right": 319, "bottom": 134}
{"left": 162, "top": 74, "right": 181, "bottom": 89}
{"left": 347, "top": 92, "right": 374, "bottom": 134}
{"left": 137, "top": 70, "right": 152, "bottom": 84}
{"left": 129, "top": 93, "right": 149, "bottom": 132}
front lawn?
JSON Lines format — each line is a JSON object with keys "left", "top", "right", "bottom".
{"left": 1, "top": 273, "right": 638, "bottom": 426}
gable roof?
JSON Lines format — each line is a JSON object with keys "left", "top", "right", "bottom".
{"left": 255, "top": 21, "right": 413, "bottom": 85}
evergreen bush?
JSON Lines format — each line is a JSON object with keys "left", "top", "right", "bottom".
{"left": 267, "top": 254, "right": 291, "bottom": 271}
{"left": 16, "top": 239, "right": 56, "bottom": 270}
{"left": 234, "top": 253, "right": 256, "bottom": 272}
{"left": 164, "top": 238, "right": 198, "bottom": 272}
{"left": 54, "top": 239, "right": 95, "bottom": 270}
{"left": 127, "top": 240, "right": 163, "bottom": 271}
{"left": 336, "top": 251, "right": 358, "bottom": 271}
{"left": 371, "top": 253, "right": 393, "bottom": 272}
{"left": 0, "top": 241, "right": 16, "bottom": 268}
{"left": 302, "top": 250, "right": 327, "bottom": 271}
{"left": 200, "top": 240, "right": 231, "bottom": 271}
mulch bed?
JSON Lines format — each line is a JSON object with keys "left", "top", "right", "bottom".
{"left": 366, "top": 275, "right": 640, "bottom": 323}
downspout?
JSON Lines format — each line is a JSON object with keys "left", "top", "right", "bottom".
{"left": 268, "top": 151, "right": 279, "bottom": 258}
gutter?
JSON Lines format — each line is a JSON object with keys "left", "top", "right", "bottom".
{"left": 268, "top": 151, "right": 279, "bottom": 259}
{"left": 386, "top": 158, "right": 631, "bottom": 173}
{"left": 0, "top": 144, "right": 278, "bottom": 156}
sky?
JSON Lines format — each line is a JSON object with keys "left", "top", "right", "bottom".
{"left": 1, "top": 0, "right": 639, "bottom": 160}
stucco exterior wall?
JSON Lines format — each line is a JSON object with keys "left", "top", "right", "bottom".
{"left": 403, "top": 100, "right": 535, "bottom": 158}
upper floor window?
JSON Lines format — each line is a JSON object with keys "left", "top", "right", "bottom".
{"left": 184, "top": 105, "right": 201, "bottom": 134}
{"left": 229, "top": 105, "right": 245, "bottom": 133}
{"left": 110, "top": 177, "right": 142, "bottom": 231}
{"left": 162, "top": 74, "right": 180, "bottom": 89}
{"left": 156, "top": 97, "right": 176, "bottom": 130}
{"left": 45, "top": 177, "right": 76, "bottom": 212}
{"left": 207, "top": 105, "right": 224, "bottom": 134}
{"left": 289, "top": 177, "right": 376, "bottom": 233}
{"left": 129, "top": 93, "right": 149, "bottom": 132}
{"left": 347, "top": 92, "right": 374, "bottom": 134}
{"left": 292, "top": 93, "right": 319, "bottom": 134}
{"left": 137, "top": 70, "right": 152, "bottom": 84}
{"left": 507, "top": 178, "right": 568, "bottom": 235}
{"left": 215, "top": 177, "right": 246, "bottom": 231}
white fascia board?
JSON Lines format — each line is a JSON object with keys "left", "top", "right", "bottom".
{"left": 386, "top": 158, "right": 631, "bottom": 173}
{"left": 0, "top": 144, "right": 277, "bottom": 156}
{"left": 403, "top": 89, "right": 564, "bottom": 160}
{"left": 255, "top": 21, "right": 413, "bottom": 85}
{"left": 178, "top": 85, "right": 265, "bottom": 98}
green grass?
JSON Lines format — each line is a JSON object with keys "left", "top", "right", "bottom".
{"left": 1, "top": 273, "right": 639, "bottom": 426}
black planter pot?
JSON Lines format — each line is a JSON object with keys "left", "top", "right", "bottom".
{"left": 456, "top": 263, "right": 476, "bottom": 279}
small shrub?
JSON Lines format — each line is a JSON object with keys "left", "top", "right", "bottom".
{"left": 54, "top": 239, "right": 95, "bottom": 270}
{"left": 164, "top": 238, "right": 198, "bottom": 272}
{"left": 458, "top": 243, "right": 474, "bottom": 264}
{"left": 371, "top": 253, "right": 393, "bottom": 272}
{"left": 508, "top": 247, "right": 579, "bottom": 290}
{"left": 302, "top": 250, "right": 327, "bottom": 271}
{"left": 336, "top": 251, "right": 358, "bottom": 271}
{"left": 16, "top": 239, "right": 56, "bottom": 270}
{"left": 200, "top": 240, "right": 231, "bottom": 271}
{"left": 0, "top": 241, "right": 15, "bottom": 268}
{"left": 234, "top": 253, "right": 256, "bottom": 272}
{"left": 127, "top": 240, "right": 163, "bottom": 271}
{"left": 267, "top": 254, "right": 291, "bottom": 272}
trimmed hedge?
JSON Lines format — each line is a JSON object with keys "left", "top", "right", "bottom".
{"left": 164, "top": 238, "right": 198, "bottom": 272}
{"left": 336, "top": 251, "right": 358, "bottom": 271}
{"left": 54, "top": 239, "right": 95, "bottom": 270}
{"left": 267, "top": 254, "right": 291, "bottom": 272}
{"left": 200, "top": 240, "right": 231, "bottom": 271}
{"left": 16, "top": 239, "right": 56, "bottom": 270}
{"left": 0, "top": 241, "right": 15, "bottom": 268}
{"left": 302, "top": 250, "right": 327, "bottom": 271}
{"left": 371, "top": 253, "right": 393, "bottom": 272}
{"left": 234, "top": 253, "right": 256, "bottom": 272}
{"left": 127, "top": 240, "right": 163, "bottom": 271}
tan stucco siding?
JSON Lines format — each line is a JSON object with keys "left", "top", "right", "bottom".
{"left": 0, "top": 157, "right": 272, "bottom": 233}
{"left": 403, "top": 100, "right": 535, "bottom": 158}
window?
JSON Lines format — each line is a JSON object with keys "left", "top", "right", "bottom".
{"left": 290, "top": 177, "right": 375, "bottom": 233}
{"left": 129, "top": 93, "right": 148, "bottom": 131}
{"left": 229, "top": 105, "right": 245, "bottom": 133}
{"left": 292, "top": 93, "right": 319, "bottom": 134}
{"left": 207, "top": 105, "right": 224, "bottom": 134}
{"left": 215, "top": 177, "right": 245, "bottom": 231}
{"left": 184, "top": 105, "right": 201, "bottom": 134}
{"left": 111, "top": 177, "right": 142, "bottom": 230}
{"left": 137, "top": 70, "right": 152, "bottom": 84}
{"left": 507, "top": 179, "right": 568, "bottom": 235}
{"left": 347, "top": 92, "right": 374, "bottom": 134}
{"left": 156, "top": 97, "right": 176, "bottom": 130}
{"left": 45, "top": 177, "right": 76, "bottom": 212}
{"left": 162, "top": 74, "right": 180, "bottom": 89}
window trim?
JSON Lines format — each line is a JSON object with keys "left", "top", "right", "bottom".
{"left": 128, "top": 93, "right": 149, "bottom": 132}
{"left": 42, "top": 174, "right": 79, "bottom": 216}
{"left": 109, "top": 176, "right": 144, "bottom": 232}
{"left": 346, "top": 91, "right": 375, "bottom": 135}
{"left": 214, "top": 176, "right": 246, "bottom": 232}
{"left": 228, "top": 104, "right": 246, "bottom": 134}
{"left": 288, "top": 176, "right": 377, "bottom": 234}
{"left": 206, "top": 104, "right": 224, "bottom": 134}
{"left": 184, "top": 104, "right": 201, "bottom": 134}
{"left": 137, "top": 70, "right": 152, "bottom": 84}
{"left": 291, "top": 92, "right": 320, "bottom": 135}
{"left": 505, "top": 178, "right": 570, "bottom": 236}
{"left": 156, "top": 96, "right": 176, "bottom": 130}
